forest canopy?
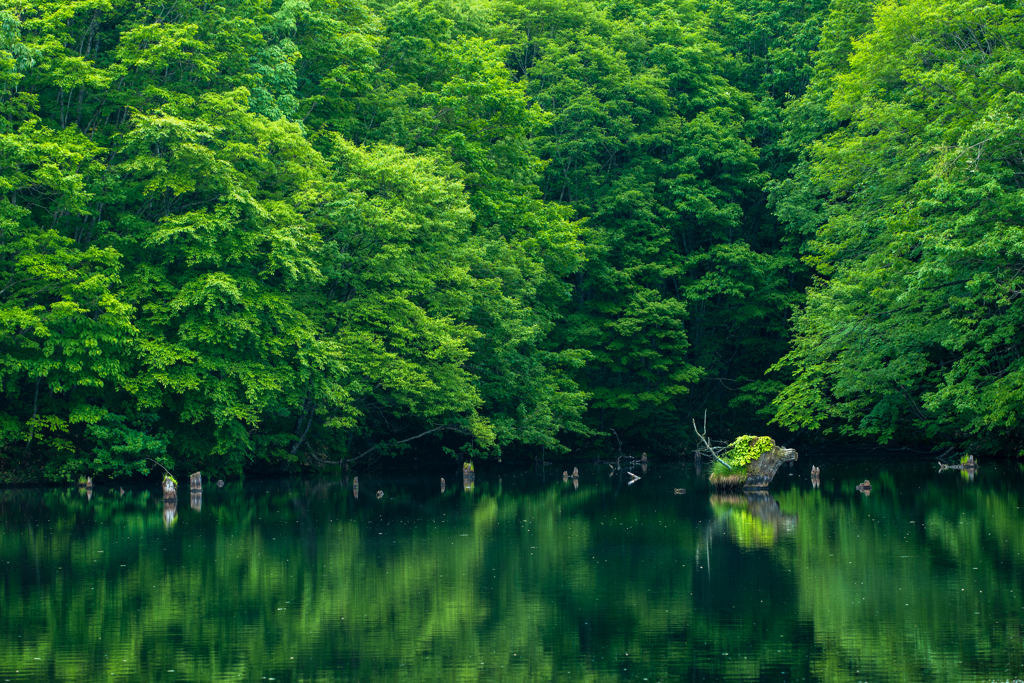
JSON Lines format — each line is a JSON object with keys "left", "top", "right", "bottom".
{"left": 1, "top": 0, "right": 1021, "bottom": 480}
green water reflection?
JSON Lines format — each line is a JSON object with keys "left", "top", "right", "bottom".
{"left": 1, "top": 457, "right": 1022, "bottom": 682}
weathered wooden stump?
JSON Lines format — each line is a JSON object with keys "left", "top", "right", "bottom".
{"left": 708, "top": 437, "right": 798, "bottom": 490}
{"left": 190, "top": 472, "right": 202, "bottom": 492}
{"left": 162, "top": 475, "right": 177, "bottom": 501}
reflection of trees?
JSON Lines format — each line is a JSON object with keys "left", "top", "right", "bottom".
{"left": 775, "top": 479, "right": 1024, "bottom": 682}
{"left": 692, "top": 473, "right": 1024, "bottom": 682}
{"left": 0, "top": 479, "right": 700, "bottom": 681}
{"left": 1, "top": 468, "right": 1023, "bottom": 682}
{"left": 708, "top": 492, "right": 799, "bottom": 550}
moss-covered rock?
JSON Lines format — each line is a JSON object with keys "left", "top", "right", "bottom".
{"left": 709, "top": 437, "right": 798, "bottom": 489}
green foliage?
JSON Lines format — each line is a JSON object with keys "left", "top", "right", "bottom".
{"left": 0, "top": 0, "right": 600, "bottom": 477}
{"left": 726, "top": 435, "right": 773, "bottom": 468}
{"left": 6, "top": 0, "right": 1016, "bottom": 477}
{"left": 710, "top": 434, "right": 772, "bottom": 477}
{"left": 769, "top": 0, "right": 1024, "bottom": 454}
{"left": 484, "top": 0, "right": 804, "bottom": 441}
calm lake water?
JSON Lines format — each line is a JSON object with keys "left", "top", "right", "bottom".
{"left": 1, "top": 453, "right": 1023, "bottom": 682}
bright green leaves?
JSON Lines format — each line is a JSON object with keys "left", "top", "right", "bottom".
{"left": 0, "top": 230, "right": 132, "bottom": 387}
{"left": 14, "top": 0, "right": 1001, "bottom": 474}
{"left": 771, "top": 0, "right": 1024, "bottom": 453}
{"left": 0, "top": 229, "right": 136, "bottom": 476}
{"left": 0, "top": 13, "right": 136, "bottom": 475}
{"left": 0, "top": 8, "right": 34, "bottom": 100}
{"left": 317, "top": 138, "right": 481, "bottom": 428}
{"left": 115, "top": 22, "right": 219, "bottom": 81}
{"left": 722, "top": 435, "right": 772, "bottom": 472}
{"left": 116, "top": 86, "right": 332, "bottom": 469}
{"left": 344, "top": 6, "right": 593, "bottom": 453}
{"left": 0, "top": 0, "right": 599, "bottom": 477}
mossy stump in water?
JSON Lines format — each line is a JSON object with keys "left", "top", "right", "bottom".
{"left": 709, "top": 436, "right": 798, "bottom": 490}
{"left": 162, "top": 475, "right": 177, "bottom": 501}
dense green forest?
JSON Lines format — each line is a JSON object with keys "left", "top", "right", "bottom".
{"left": 1, "top": 0, "right": 1022, "bottom": 480}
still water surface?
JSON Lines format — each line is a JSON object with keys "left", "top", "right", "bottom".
{"left": 1, "top": 454, "right": 1023, "bottom": 682}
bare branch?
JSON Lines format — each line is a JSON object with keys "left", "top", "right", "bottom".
{"left": 692, "top": 419, "right": 732, "bottom": 470}
{"left": 309, "top": 425, "right": 471, "bottom": 466}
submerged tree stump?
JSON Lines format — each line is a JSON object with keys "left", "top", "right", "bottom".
{"left": 708, "top": 437, "right": 798, "bottom": 490}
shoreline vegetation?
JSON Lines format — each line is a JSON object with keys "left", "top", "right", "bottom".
{"left": 1, "top": 0, "right": 1022, "bottom": 482}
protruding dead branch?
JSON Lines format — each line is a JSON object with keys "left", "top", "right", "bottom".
{"left": 692, "top": 417, "right": 732, "bottom": 470}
